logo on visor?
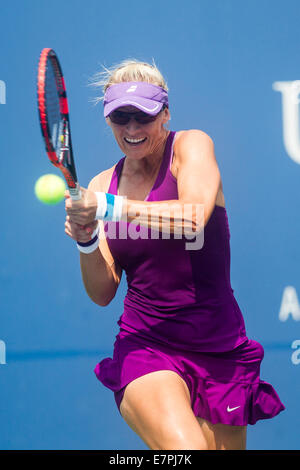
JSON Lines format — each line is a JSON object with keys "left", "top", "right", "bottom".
{"left": 126, "top": 85, "right": 138, "bottom": 93}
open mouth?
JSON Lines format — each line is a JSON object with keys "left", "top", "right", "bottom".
{"left": 124, "top": 137, "right": 147, "bottom": 146}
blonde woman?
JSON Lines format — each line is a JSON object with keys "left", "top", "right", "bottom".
{"left": 65, "top": 59, "right": 285, "bottom": 450}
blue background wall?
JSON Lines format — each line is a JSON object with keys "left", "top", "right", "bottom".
{"left": 0, "top": 0, "right": 299, "bottom": 450}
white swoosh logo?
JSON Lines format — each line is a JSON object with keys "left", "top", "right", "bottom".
{"left": 227, "top": 405, "right": 241, "bottom": 412}
{"left": 121, "top": 100, "right": 160, "bottom": 113}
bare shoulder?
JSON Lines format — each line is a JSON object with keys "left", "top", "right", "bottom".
{"left": 174, "top": 129, "right": 214, "bottom": 154}
{"left": 88, "top": 165, "right": 116, "bottom": 193}
{"left": 174, "top": 129, "right": 225, "bottom": 208}
{"left": 171, "top": 130, "right": 215, "bottom": 178}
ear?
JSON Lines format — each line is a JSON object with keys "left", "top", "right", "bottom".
{"left": 105, "top": 117, "right": 111, "bottom": 127}
{"left": 162, "top": 106, "right": 171, "bottom": 124}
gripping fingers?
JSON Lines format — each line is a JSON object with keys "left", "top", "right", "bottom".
{"left": 65, "top": 218, "right": 77, "bottom": 240}
{"left": 65, "top": 217, "right": 98, "bottom": 242}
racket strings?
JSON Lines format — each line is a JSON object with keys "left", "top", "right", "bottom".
{"left": 45, "top": 58, "right": 63, "bottom": 155}
{"left": 38, "top": 48, "right": 79, "bottom": 192}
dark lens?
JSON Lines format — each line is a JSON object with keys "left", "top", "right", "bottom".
{"left": 109, "top": 110, "right": 130, "bottom": 125}
{"left": 109, "top": 106, "right": 164, "bottom": 125}
{"left": 135, "top": 105, "right": 166, "bottom": 124}
{"left": 134, "top": 112, "right": 157, "bottom": 124}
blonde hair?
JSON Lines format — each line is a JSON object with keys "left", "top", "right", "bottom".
{"left": 90, "top": 58, "right": 168, "bottom": 105}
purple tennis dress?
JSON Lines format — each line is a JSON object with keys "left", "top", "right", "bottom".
{"left": 94, "top": 131, "right": 285, "bottom": 426}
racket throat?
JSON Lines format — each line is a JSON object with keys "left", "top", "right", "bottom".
{"left": 69, "top": 182, "right": 81, "bottom": 200}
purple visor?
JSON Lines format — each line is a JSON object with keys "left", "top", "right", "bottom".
{"left": 103, "top": 81, "right": 169, "bottom": 118}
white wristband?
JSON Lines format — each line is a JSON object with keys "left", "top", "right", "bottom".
{"left": 77, "top": 223, "right": 100, "bottom": 254}
{"left": 111, "top": 195, "right": 124, "bottom": 221}
{"left": 95, "top": 192, "right": 107, "bottom": 219}
{"left": 94, "top": 192, "right": 124, "bottom": 222}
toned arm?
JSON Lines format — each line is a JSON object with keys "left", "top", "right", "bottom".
{"left": 122, "top": 130, "right": 221, "bottom": 234}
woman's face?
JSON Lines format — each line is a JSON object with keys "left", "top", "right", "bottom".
{"left": 106, "top": 105, "right": 170, "bottom": 160}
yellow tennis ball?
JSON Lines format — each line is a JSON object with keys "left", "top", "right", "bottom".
{"left": 35, "top": 174, "right": 66, "bottom": 205}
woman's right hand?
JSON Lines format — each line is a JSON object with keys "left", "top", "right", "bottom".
{"left": 64, "top": 215, "right": 99, "bottom": 243}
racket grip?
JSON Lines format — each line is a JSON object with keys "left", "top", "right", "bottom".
{"left": 69, "top": 182, "right": 82, "bottom": 201}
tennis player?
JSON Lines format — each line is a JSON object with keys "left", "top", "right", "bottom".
{"left": 64, "top": 60, "right": 285, "bottom": 450}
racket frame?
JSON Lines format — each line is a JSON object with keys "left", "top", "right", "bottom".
{"left": 37, "top": 48, "right": 81, "bottom": 200}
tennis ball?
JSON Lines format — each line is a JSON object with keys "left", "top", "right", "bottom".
{"left": 35, "top": 174, "right": 66, "bottom": 205}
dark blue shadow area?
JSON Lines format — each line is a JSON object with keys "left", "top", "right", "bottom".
{"left": 1, "top": 344, "right": 297, "bottom": 450}
{"left": 6, "top": 342, "right": 294, "bottom": 362}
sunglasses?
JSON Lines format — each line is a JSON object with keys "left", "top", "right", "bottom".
{"left": 109, "top": 106, "right": 166, "bottom": 125}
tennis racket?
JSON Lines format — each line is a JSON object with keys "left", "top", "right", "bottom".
{"left": 37, "top": 48, "right": 81, "bottom": 200}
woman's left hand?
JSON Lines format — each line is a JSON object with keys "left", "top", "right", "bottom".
{"left": 65, "top": 187, "right": 98, "bottom": 226}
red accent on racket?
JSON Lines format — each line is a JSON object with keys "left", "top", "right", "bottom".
{"left": 37, "top": 48, "right": 81, "bottom": 200}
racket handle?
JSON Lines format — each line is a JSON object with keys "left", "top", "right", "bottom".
{"left": 69, "top": 182, "right": 82, "bottom": 201}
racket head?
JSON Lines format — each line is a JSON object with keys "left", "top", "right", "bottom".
{"left": 37, "top": 48, "right": 81, "bottom": 200}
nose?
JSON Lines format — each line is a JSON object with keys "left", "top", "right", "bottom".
{"left": 125, "top": 118, "right": 141, "bottom": 132}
